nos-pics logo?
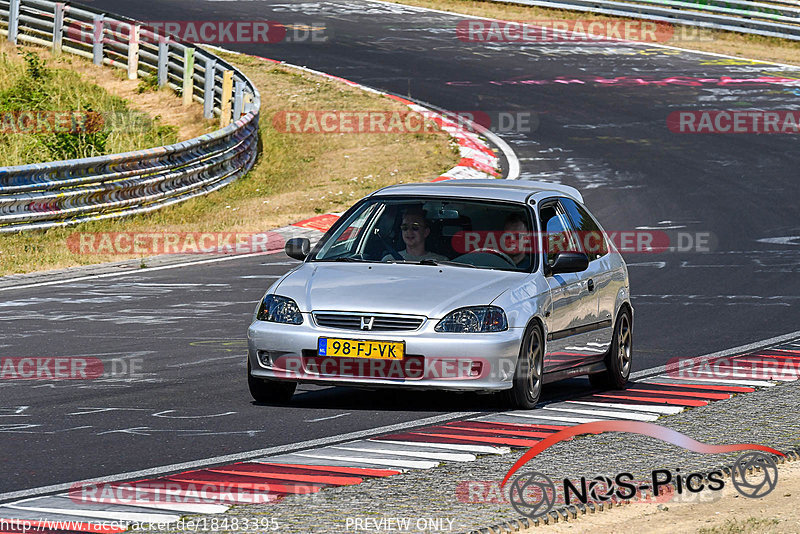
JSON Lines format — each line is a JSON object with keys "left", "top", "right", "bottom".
{"left": 502, "top": 421, "right": 782, "bottom": 519}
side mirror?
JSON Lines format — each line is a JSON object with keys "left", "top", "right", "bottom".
{"left": 285, "top": 238, "right": 310, "bottom": 261}
{"left": 549, "top": 252, "right": 589, "bottom": 275}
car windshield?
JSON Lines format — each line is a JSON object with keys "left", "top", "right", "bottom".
{"left": 309, "top": 197, "right": 536, "bottom": 272}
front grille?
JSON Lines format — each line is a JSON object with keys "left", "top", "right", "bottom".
{"left": 313, "top": 312, "right": 425, "bottom": 332}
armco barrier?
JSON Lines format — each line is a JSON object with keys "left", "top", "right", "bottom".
{"left": 492, "top": 0, "right": 800, "bottom": 41}
{"left": 0, "top": 0, "right": 260, "bottom": 233}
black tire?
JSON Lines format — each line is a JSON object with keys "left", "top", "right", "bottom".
{"left": 589, "top": 307, "right": 633, "bottom": 390}
{"left": 503, "top": 323, "right": 545, "bottom": 409}
{"left": 247, "top": 359, "right": 297, "bottom": 403}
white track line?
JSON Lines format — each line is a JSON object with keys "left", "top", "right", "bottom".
{"left": 331, "top": 445, "right": 475, "bottom": 462}
{"left": 292, "top": 452, "right": 439, "bottom": 470}
{"left": 252, "top": 454, "right": 409, "bottom": 470}
{"left": 505, "top": 412, "right": 603, "bottom": 424}
{"left": 341, "top": 439, "right": 481, "bottom": 455}
{"left": 28, "top": 496, "right": 230, "bottom": 515}
{"left": 647, "top": 375, "right": 776, "bottom": 387}
{"left": 541, "top": 406, "right": 660, "bottom": 421}
{"left": 566, "top": 400, "right": 684, "bottom": 415}
{"left": 368, "top": 439, "right": 508, "bottom": 455}
{"left": 13, "top": 494, "right": 217, "bottom": 517}
{"left": 3, "top": 503, "right": 178, "bottom": 523}
{"left": 0, "top": 506, "right": 132, "bottom": 525}
{"left": 685, "top": 368, "right": 796, "bottom": 381}
{"left": 57, "top": 499, "right": 229, "bottom": 515}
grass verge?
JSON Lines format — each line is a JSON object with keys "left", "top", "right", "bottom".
{"left": 0, "top": 48, "right": 459, "bottom": 276}
{"left": 0, "top": 40, "right": 191, "bottom": 166}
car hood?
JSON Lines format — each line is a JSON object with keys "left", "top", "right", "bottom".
{"left": 274, "top": 262, "right": 526, "bottom": 319}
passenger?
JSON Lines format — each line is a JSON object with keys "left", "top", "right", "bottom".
{"left": 503, "top": 213, "right": 532, "bottom": 270}
{"left": 383, "top": 207, "right": 447, "bottom": 262}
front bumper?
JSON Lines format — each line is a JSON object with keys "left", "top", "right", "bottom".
{"left": 247, "top": 314, "right": 523, "bottom": 392}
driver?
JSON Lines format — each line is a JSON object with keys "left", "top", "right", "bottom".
{"left": 383, "top": 207, "right": 447, "bottom": 262}
{"left": 503, "top": 213, "right": 532, "bottom": 270}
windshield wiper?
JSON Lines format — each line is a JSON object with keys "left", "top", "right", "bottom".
{"left": 384, "top": 258, "right": 478, "bottom": 268}
{"left": 313, "top": 257, "right": 369, "bottom": 263}
{"left": 433, "top": 260, "right": 477, "bottom": 268}
{"left": 399, "top": 259, "right": 478, "bottom": 268}
{"left": 334, "top": 257, "right": 378, "bottom": 263}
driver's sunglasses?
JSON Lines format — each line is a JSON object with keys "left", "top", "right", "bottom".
{"left": 400, "top": 223, "right": 424, "bottom": 232}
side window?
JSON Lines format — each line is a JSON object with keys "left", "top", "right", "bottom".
{"left": 539, "top": 202, "right": 581, "bottom": 267}
{"left": 560, "top": 197, "right": 608, "bottom": 260}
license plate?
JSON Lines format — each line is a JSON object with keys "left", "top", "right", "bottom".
{"left": 317, "top": 338, "right": 404, "bottom": 360}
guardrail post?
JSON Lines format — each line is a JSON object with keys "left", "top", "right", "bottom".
{"left": 203, "top": 58, "right": 216, "bottom": 119}
{"left": 243, "top": 93, "right": 254, "bottom": 115}
{"left": 233, "top": 80, "right": 244, "bottom": 120}
{"left": 8, "top": 0, "right": 21, "bottom": 44}
{"left": 92, "top": 14, "right": 104, "bottom": 65}
{"left": 52, "top": 3, "right": 65, "bottom": 54}
{"left": 127, "top": 24, "right": 140, "bottom": 80}
{"left": 220, "top": 70, "right": 233, "bottom": 127}
{"left": 182, "top": 47, "right": 195, "bottom": 106}
{"left": 157, "top": 37, "right": 169, "bottom": 88}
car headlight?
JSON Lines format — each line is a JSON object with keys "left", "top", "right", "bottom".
{"left": 257, "top": 295, "right": 303, "bottom": 325}
{"left": 434, "top": 306, "right": 508, "bottom": 333}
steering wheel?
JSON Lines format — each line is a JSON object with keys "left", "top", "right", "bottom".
{"left": 374, "top": 228, "right": 402, "bottom": 260}
{"left": 468, "top": 247, "right": 517, "bottom": 266}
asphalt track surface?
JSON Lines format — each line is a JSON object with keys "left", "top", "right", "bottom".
{"left": 3, "top": 0, "right": 799, "bottom": 495}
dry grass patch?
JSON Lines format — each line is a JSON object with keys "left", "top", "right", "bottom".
{"left": 0, "top": 40, "right": 210, "bottom": 166}
{"left": 63, "top": 52, "right": 215, "bottom": 141}
{"left": 0, "top": 50, "right": 459, "bottom": 275}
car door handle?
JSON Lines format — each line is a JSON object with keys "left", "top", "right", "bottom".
{"left": 587, "top": 279, "right": 594, "bottom": 292}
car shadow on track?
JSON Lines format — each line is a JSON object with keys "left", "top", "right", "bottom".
{"left": 252, "top": 377, "right": 595, "bottom": 412}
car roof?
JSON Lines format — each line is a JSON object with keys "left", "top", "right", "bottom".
{"left": 371, "top": 179, "right": 584, "bottom": 204}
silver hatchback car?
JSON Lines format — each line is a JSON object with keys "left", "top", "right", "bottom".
{"left": 247, "top": 179, "right": 632, "bottom": 408}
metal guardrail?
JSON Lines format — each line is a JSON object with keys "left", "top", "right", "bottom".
{"left": 0, "top": 0, "right": 260, "bottom": 233}
{"left": 496, "top": 0, "right": 800, "bottom": 40}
